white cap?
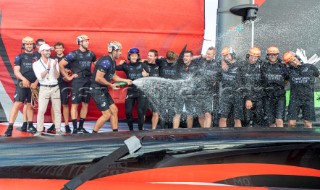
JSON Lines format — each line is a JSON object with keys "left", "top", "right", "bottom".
{"left": 39, "top": 44, "right": 53, "bottom": 52}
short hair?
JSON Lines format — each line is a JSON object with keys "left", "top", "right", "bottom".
{"left": 54, "top": 42, "right": 65, "bottom": 48}
{"left": 207, "top": 46, "right": 216, "bottom": 51}
{"left": 207, "top": 46, "right": 217, "bottom": 54}
{"left": 36, "top": 39, "right": 45, "bottom": 46}
{"left": 166, "top": 50, "right": 178, "bottom": 62}
{"left": 148, "top": 49, "right": 158, "bottom": 57}
{"left": 184, "top": 50, "right": 193, "bottom": 56}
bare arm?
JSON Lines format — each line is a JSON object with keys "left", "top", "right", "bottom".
{"left": 14, "top": 66, "right": 27, "bottom": 81}
{"left": 53, "top": 59, "right": 59, "bottom": 79}
{"left": 95, "top": 70, "right": 113, "bottom": 87}
{"left": 59, "top": 59, "right": 69, "bottom": 79}
{"left": 14, "top": 66, "right": 30, "bottom": 87}
{"left": 59, "top": 59, "right": 77, "bottom": 81}
{"left": 113, "top": 74, "right": 132, "bottom": 85}
{"left": 40, "top": 69, "right": 50, "bottom": 79}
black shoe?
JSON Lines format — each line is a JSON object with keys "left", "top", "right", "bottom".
{"left": 77, "top": 128, "right": 89, "bottom": 134}
{"left": 4, "top": 127, "right": 13, "bottom": 137}
{"left": 28, "top": 125, "right": 37, "bottom": 134}
{"left": 16, "top": 125, "right": 27, "bottom": 132}
{"left": 72, "top": 127, "right": 78, "bottom": 134}
{"left": 65, "top": 125, "right": 71, "bottom": 133}
{"left": 47, "top": 124, "right": 56, "bottom": 134}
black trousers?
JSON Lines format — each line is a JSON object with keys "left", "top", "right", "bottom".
{"left": 243, "top": 99, "right": 264, "bottom": 127}
{"left": 125, "top": 92, "right": 147, "bottom": 131}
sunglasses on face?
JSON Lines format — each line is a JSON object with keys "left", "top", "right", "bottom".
{"left": 267, "top": 54, "right": 279, "bottom": 57}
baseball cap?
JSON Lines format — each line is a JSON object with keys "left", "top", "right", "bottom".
{"left": 39, "top": 44, "right": 53, "bottom": 52}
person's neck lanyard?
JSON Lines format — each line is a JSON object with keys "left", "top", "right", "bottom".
{"left": 40, "top": 58, "right": 50, "bottom": 81}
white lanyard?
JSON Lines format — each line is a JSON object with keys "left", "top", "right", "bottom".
{"left": 40, "top": 58, "right": 51, "bottom": 81}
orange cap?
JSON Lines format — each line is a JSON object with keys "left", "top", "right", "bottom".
{"left": 248, "top": 47, "right": 261, "bottom": 57}
{"left": 267, "top": 46, "right": 280, "bottom": 54}
{"left": 22, "top": 36, "right": 34, "bottom": 44}
{"left": 221, "top": 47, "right": 235, "bottom": 56}
{"left": 283, "top": 51, "right": 296, "bottom": 63}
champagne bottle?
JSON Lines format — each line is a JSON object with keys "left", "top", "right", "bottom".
{"left": 114, "top": 81, "right": 128, "bottom": 88}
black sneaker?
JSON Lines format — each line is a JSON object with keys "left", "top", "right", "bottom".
{"left": 77, "top": 128, "right": 89, "bottom": 134}
{"left": 72, "top": 127, "right": 78, "bottom": 134}
{"left": 28, "top": 125, "right": 37, "bottom": 134}
{"left": 65, "top": 125, "right": 71, "bottom": 133}
{"left": 4, "top": 127, "right": 13, "bottom": 137}
{"left": 47, "top": 124, "right": 56, "bottom": 134}
{"left": 16, "top": 123, "right": 27, "bottom": 132}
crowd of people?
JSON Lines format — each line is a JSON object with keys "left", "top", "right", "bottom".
{"left": 3, "top": 35, "right": 320, "bottom": 137}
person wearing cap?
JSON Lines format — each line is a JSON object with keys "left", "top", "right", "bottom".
{"left": 116, "top": 47, "right": 149, "bottom": 131}
{"left": 90, "top": 41, "right": 132, "bottom": 133}
{"left": 242, "top": 47, "right": 265, "bottom": 127}
{"left": 59, "top": 35, "right": 96, "bottom": 134}
{"left": 283, "top": 51, "right": 320, "bottom": 128}
{"left": 217, "top": 47, "right": 245, "bottom": 128}
{"left": 261, "top": 46, "right": 289, "bottom": 128}
{"left": 32, "top": 44, "right": 62, "bottom": 136}
{"left": 17, "top": 38, "right": 46, "bottom": 134}
{"left": 4, "top": 36, "right": 39, "bottom": 137}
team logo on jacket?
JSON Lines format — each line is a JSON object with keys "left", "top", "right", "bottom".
{"left": 302, "top": 67, "right": 309, "bottom": 72}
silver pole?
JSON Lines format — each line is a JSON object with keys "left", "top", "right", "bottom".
{"left": 251, "top": 0, "right": 255, "bottom": 47}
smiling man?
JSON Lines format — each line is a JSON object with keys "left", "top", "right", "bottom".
{"left": 4, "top": 36, "right": 39, "bottom": 137}
{"left": 32, "top": 44, "right": 61, "bottom": 136}
{"left": 283, "top": 51, "right": 320, "bottom": 128}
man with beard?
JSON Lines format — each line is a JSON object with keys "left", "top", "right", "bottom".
{"left": 173, "top": 50, "right": 199, "bottom": 129}
{"left": 4, "top": 36, "right": 38, "bottom": 137}
{"left": 261, "top": 46, "right": 289, "bottom": 128}
{"left": 283, "top": 51, "right": 320, "bottom": 128}
{"left": 32, "top": 44, "right": 62, "bottom": 136}
{"left": 91, "top": 41, "right": 132, "bottom": 133}
{"left": 59, "top": 35, "right": 96, "bottom": 134}
{"left": 196, "top": 47, "right": 219, "bottom": 128}
{"left": 242, "top": 47, "right": 265, "bottom": 127}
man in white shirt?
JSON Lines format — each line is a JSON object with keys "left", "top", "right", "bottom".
{"left": 32, "top": 44, "right": 62, "bottom": 135}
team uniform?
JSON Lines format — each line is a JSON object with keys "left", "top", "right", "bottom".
{"left": 90, "top": 55, "right": 116, "bottom": 111}
{"left": 55, "top": 55, "right": 70, "bottom": 105}
{"left": 217, "top": 61, "right": 245, "bottom": 121}
{"left": 143, "top": 61, "right": 160, "bottom": 112}
{"left": 116, "top": 61, "right": 148, "bottom": 131}
{"left": 261, "top": 60, "right": 289, "bottom": 125}
{"left": 177, "top": 61, "right": 199, "bottom": 116}
{"left": 13, "top": 52, "right": 38, "bottom": 103}
{"left": 157, "top": 58, "right": 181, "bottom": 123}
{"left": 287, "top": 63, "right": 319, "bottom": 121}
{"left": 196, "top": 58, "right": 220, "bottom": 117}
{"left": 64, "top": 49, "right": 96, "bottom": 104}
{"left": 242, "top": 60, "right": 265, "bottom": 127}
